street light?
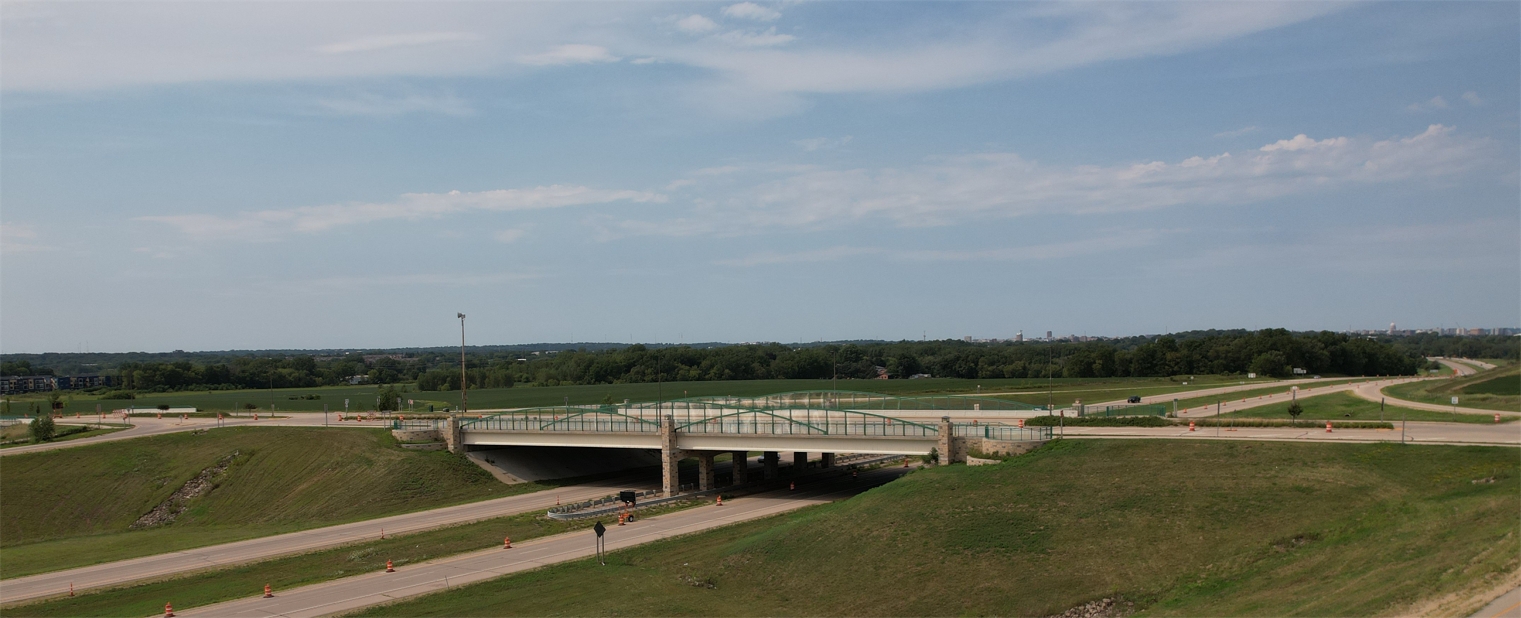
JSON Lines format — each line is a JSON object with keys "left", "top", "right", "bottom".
{"left": 457, "top": 313, "right": 468, "bottom": 418}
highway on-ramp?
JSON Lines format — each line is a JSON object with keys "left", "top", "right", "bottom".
{"left": 0, "top": 413, "right": 391, "bottom": 457}
{"left": 177, "top": 468, "right": 907, "bottom": 618}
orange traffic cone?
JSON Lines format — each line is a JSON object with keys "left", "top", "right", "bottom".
{"left": 618, "top": 511, "right": 627, "bottom": 526}
{"left": 380, "top": 528, "right": 385, "bottom": 540}
{"left": 386, "top": 560, "right": 395, "bottom": 573}
{"left": 157, "top": 412, "right": 162, "bottom": 419}
{"left": 503, "top": 536, "right": 512, "bottom": 549}
{"left": 254, "top": 413, "right": 259, "bottom": 421}
{"left": 1325, "top": 421, "right": 1332, "bottom": 433}
{"left": 556, "top": 495, "right": 560, "bottom": 505}
{"left": 165, "top": 602, "right": 175, "bottom": 618}
{"left": 69, "top": 582, "right": 74, "bottom": 597}
{"left": 1496, "top": 414, "right": 1502, "bottom": 423}
{"left": 789, "top": 481, "right": 795, "bottom": 491}
{"left": 263, "top": 584, "right": 273, "bottom": 598}
{"left": 1188, "top": 421, "right": 1196, "bottom": 432}
{"left": 903, "top": 458, "right": 909, "bottom": 468}
{"left": 1017, "top": 418, "right": 1025, "bottom": 428}
{"left": 716, "top": 495, "right": 723, "bottom": 506}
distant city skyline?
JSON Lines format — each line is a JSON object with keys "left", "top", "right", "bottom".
{"left": 2, "top": 2, "right": 1517, "bottom": 353}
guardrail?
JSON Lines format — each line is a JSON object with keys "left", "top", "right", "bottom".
{"left": 952, "top": 423, "right": 1053, "bottom": 442}
{"left": 1083, "top": 404, "right": 1168, "bottom": 418}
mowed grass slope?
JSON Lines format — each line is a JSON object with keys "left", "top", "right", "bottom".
{"left": 1385, "top": 366, "right": 1521, "bottom": 412}
{"left": 0, "top": 427, "right": 520, "bottom": 578}
{"left": 358, "top": 440, "right": 1518, "bottom": 617}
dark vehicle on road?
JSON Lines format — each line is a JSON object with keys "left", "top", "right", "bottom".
{"left": 1127, "top": 395, "right": 1142, "bottom": 403}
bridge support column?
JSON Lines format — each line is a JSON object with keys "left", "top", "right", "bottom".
{"left": 938, "top": 416, "right": 953, "bottom": 466}
{"left": 821, "top": 452, "right": 835, "bottom": 468}
{"left": 793, "top": 451, "right": 808, "bottom": 472}
{"left": 661, "top": 415, "right": 681, "bottom": 497}
{"left": 696, "top": 451, "right": 716, "bottom": 492}
{"left": 445, "top": 417, "right": 462, "bottom": 454}
{"left": 732, "top": 451, "right": 748, "bottom": 485}
{"left": 763, "top": 451, "right": 779, "bottom": 480}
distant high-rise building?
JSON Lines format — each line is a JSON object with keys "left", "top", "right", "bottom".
{"left": 1388, "top": 322, "right": 1396, "bottom": 335}
{"left": 1046, "top": 330, "right": 1053, "bottom": 340}
{"left": 1016, "top": 330, "right": 1023, "bottom": 342}
{"left": 964, "top": 336, "right": 973, "bottom": 342}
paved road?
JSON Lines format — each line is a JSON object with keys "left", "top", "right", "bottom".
{"left": 1350, "top": 380, "right": 1518, "bottom": 417}
{"left": 0, "top": 481, "right": 637, "bottom": 604}
{"left": 1472, "top": 586, "right": 1521, "bottom": 618}
{"left": 1436, "top": 357, "right": 1481, "bottom": 376}
{"left": 178, "top": 468, "right": 906, "bottom": 617}
{"left": 0, "top": 413, "right": 389, "bottom": 457}
{"left": 1056, "top": 420, "right": 1518, "bottom": 446}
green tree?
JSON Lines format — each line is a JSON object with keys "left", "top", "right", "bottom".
{"left": 1249, "top": 351, "right": 1290, "bottom": 378}
{"left": 377, "top": 384, "right": 402, "bottom": 411}
{"left": 1287, "top": 401, "right": 1304, "bottom": 426}
{"left": 29, "top": 403, "right": 55, "bottom": 443}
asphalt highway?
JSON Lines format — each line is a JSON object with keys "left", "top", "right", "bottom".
{"left": 0, "top": 481, "right": 638, "bottom": 604}
{"left": 178, "top": 468, "right": 908, "bottom": 617}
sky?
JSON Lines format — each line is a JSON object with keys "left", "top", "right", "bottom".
{"left": 1, "top": 1, "right": 1517, "bottom": 353}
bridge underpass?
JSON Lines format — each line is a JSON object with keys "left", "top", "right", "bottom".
{"left": 402, "top": 391, "right": 1053, "bottom": 496}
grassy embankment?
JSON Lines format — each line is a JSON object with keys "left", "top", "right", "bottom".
{"left": 0, "top": 427, "right": 538, "bottom": 578}
{"left": 1384, "top": 365, "right": 1520, "bottom": 413}
{"left": 5, "top": 375, "right": 1277, "bottom": 416}
{"left": 355, "top": 439, "right": 1519, "bottom": 617}
{"left": 0, "top": 423, "right": 129, "bottom": 449}
{"left": 1218, "top": 392, "right": 1516, "bottom": 425}
{"left": 4, "top": 497, "right": 708, "bottom": 618}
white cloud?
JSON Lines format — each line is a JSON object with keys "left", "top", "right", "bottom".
{"left": 315, "top": 32, "right": 480, "bottom": 54}
{"left": 717, "top": 246, "right": 879, "bottom": 266}
{"left": 721, "top": 3, "right": 782, "bottom": 22}
{"left": 141, "top": 186, "right": 663, "bottom": 240}
{"left": 1213, "top": 126, "right": 1259, "bottom": 138}
{"left": 795, "top": 136, "right": 852, "bottom": 151}
{"left": 716, "top": 232, "right": 1162, "bottom": 266}
{"left": 714, "top": 27, "right": 795, "bottom": 47}
{"left": 1258, "top": 134, "right": 1347, "bottom": 152}
{"left": 518, "top": 44, "right": 621, "bottom": 66}
{"left": 0, "top": 2, "right": 1342, "bottom": 113}
{"left": 1462, "top": 91, "right": 1485, "bottom": 106}
{"left": 0, "top": 223, "right": 53, "bottom": 254}
{"left": 630, "top": 57, "right": 661, "bottom": 65}
{"left": 665, "top": 179, "right": 697, "bottom": 190}
{"left": 676, "top": 14, "right": 718, "bottom": 34}
{"left": 615, "top": 125, "right": 1496, "bottom": 235}
{"left": 491, "top": 228, "right": 527, "bottom": 243}
{"left": 315, "top": 93, "right": 474, "bottom": 117}
{"left": 1407, "top": 96, "right": 1450, "bottom": 112}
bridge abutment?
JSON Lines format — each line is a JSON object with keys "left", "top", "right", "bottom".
{"left": 821, "top": 452, "right": 835, "bottom": 468}
{"left": 445, "top": 417, "right": 462, "bottom": 454}
{"left": 793, "top": 451, "right": 808, "bottom": 472}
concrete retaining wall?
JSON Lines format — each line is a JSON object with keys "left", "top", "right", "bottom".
{"left": 399, "top": 442, "right": 446, "bottom": 451}
{"left": 392, "top": 429, "right": 442, "bottom": 443}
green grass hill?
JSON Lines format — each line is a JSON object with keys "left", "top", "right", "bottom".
{"left": 0, "top": 427, "right": 524, "bottom": 578}
{"left": 1386, "top": 366, "right": 1520, "bottom": 412}
{"left": 359, "top": 439, "right": 1519, "bottom": 617}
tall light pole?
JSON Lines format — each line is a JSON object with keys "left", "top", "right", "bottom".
{"left": 457, "top": 313, "right": 468, "bottom": 418}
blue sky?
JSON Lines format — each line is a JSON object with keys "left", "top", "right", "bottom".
{"left": 2, "top": 1, "right": 1517, "bottom": 353}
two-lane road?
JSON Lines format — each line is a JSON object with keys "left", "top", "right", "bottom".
{"left": 179, "top": 468, "right": 908, "bottom": 617}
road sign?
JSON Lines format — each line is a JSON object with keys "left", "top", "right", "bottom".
{"left": 593, "top": 522, "right": 606, "bottom": 538}
{"left": 1451, "top": 396, "right": 1459, "bottom": 405}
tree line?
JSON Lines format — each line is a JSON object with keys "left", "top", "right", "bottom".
{"left": 2, "top": 329, "right": 1440, "bottom": 394}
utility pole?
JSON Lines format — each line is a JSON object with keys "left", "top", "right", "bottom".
{"left": 457, "top": 313, "right": 468, "bottom": 418}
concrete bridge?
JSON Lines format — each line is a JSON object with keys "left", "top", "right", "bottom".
{"left": 399, "top": 390, "right": 1052, "bottom": 496}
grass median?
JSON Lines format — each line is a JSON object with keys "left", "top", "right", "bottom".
{"left": 3, "top": 499, "right": 705, "bottom": 618}
{"left": 1219, "top": 392, "right": 1514, "bottom": 425}
{"left": 351, "top": 439, "right": 1519, "bottom": 617}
